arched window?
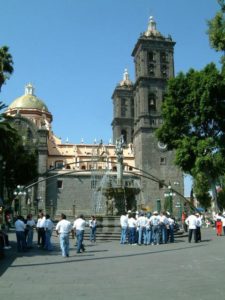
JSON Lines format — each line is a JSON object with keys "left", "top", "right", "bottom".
{"left": 121, "top": 129, "right": 127, "bottom": 144}
{"left": 81, "top": 165, "right": 86, "bottom": 170}
{"left": 148, "top": 93, "right": 156, "bottom": 111}
{"left": 55, "top": 161, "right": 64, "bottom": 169}
{"left": 121, "top": 98, "right": 127, "bottom": 117}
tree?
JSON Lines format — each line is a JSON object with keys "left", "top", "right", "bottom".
{"left": 156, "top": 1, "right": 225, "bottom": 211}
{"left": 156, "top": 63, "right": 225, "bottom": 170}
{"left": 0, "top": 46, "right": 38, "bottom": 204}
{"left": 0, "top": 46, "right": 14, "bottom": 91}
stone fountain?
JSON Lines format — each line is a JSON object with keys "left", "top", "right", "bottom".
{"left": 98, "top": 136, "right": 140, "bottom": 216}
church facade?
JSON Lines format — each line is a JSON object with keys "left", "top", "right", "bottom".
{"left": 6, "top": 17, "right": 184, "bottom": 218}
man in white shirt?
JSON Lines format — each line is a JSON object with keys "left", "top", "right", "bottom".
{"left": 196, "top": 213, "right": 202, "bottom": 242}
{"left": 36, "top": 212, "right": 46, "bottom": 248}
{"left": 136, "top": 212, "right": 147, "bottom": 245}
{"left": 73, "top": 214, "right": 86, "bottom": 253}
{"left": 149, "top": 211, "right": 161, "bottom": 245}
{"left": 56, "top": 214, "right": 72, "bottom": 257}
{"left": 160, "top": 212, "right": 169, "bottom": 244}
{"left": 185, "top": 213, "right": 197, "bottom": 243}
{"left": 127, "top": 213, "right": 137, "bottom": 245}
{"left": 120, "top": 213, "right": 128, "bottom": 244}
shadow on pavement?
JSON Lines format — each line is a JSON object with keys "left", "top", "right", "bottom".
{"left": 5, "top": 243, "right": 207, "bottom": 269}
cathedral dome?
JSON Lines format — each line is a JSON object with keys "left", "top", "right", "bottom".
{"left": 8, "top": 83, "right": 49, "bottom": 112}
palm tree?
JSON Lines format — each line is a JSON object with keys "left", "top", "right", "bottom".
{"left": 0, "top": 46, "right": 14, "bottom": 91}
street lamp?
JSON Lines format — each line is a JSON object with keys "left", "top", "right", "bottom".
{"left": 164, "top": 181, "right": 178, "bottom": 215}
{"left": 164, "top": 181, "right": 181, "bottom": 216}
{"left": 14, "top": 185, "right": 26, "bottom": 216}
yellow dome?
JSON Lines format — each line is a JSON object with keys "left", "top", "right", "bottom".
{"left": 8, "top": 83, "right": 49, "bottom": 112}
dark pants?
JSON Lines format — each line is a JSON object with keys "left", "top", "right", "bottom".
{"left": 16, "top": 231, "right": 26, "bottom": 252}
{"left": 188, "top": 229, "right": 197, "bottom": 243}
{"left": 196, "top": 227, "right": 201, "bottom": 242}
{"left": 37, "top": 228, "right": 46, "bottom": 247}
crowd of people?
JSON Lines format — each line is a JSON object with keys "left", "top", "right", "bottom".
{"left": 119, "top": 210, "right": 225, "bottom": 246}
{"left": 3, "top": 211, "right": 97, "bottom": 258}
{"left": 1, "top": 208, "right": 225, "bottom": 258}
{"left": 120, "top": 210, "right": 176, "bottom": 246}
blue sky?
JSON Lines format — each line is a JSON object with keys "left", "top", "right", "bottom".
{"left": 0, "top": 0, "right": 222, "bottom": 196}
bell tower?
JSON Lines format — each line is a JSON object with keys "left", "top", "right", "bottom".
{"left": 132, "top": 17, "right": 183, "bottom": 208}
{"left": 111, "top": 69, "right": 134, "bottom": 145}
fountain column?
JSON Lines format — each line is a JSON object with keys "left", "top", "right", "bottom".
{"left": 115, "top": 136, "right": 124, "bottom": 187}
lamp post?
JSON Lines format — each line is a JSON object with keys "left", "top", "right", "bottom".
{"left": 164, "top": 181, "right": 180, "bottom": 216}
{"left": 14, "top": 185, "right": 26, "bottom": 216}
{"left": 164, "top": 190, "right": 174, "bottom": 215}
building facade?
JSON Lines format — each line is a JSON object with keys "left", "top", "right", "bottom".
{"left": 6, "top": 17, "right": 184, "bottom": 218}
{"left": 112, "top": 17, "right": 184, "bottom": 212}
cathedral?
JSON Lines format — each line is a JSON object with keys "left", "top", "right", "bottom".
{"left": 5, "top": 17, "right": 184, "bottom": 218}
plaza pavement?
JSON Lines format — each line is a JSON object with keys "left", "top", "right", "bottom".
{"left": 0, "top": 228, "right": 225, "bottom": 300}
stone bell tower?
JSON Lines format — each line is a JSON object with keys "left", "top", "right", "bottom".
{"left": 111, "top": 69, "right": 134, "bottom": 145}
{"left": 131, "top": 17, "right": 184, "bottom": 209}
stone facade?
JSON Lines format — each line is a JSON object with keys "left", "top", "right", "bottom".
{"left": 6, "top": 17, "right": 184, "bottom": 218}
{"left": 111, "top": 17, "right": 184, "bottom": 212}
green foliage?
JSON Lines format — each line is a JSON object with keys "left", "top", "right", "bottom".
{"left": 156, "top": 63, "right": 225, "bottom": 182}
{"left": 193, "top": 173, "right": 212, "bottom": 209}
{"left": 0, "top": 104, "right": 38, "bottom": 199}
{"left": 0, "top": 46, "right": 14, "bottom": 91}
{"left": 217, "top": 189, "right": 225, "bottom": 210}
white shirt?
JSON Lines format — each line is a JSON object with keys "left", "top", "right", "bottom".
{"left": 168, "top": 217, "right": 175, "bottom": 225}
{"left": 55, "top": 219, "right": 72, "bottom": 234}
{"left": 160, "top": 215, "right": 169, "bottom": 225}
{"left": 150, "top": 215, "right": 160, "bottom": 226}
{"left": 128, "top": 217, "right": 137, "bottom": 228}
{"left": 89, "top": 219, "right": 97, "bottom": 228}
{"left": 73, "top": 218, "right": 86, "bottom": 231}
{"left": 222, "top": 217, "right": 225, "bottom": 226}
{"left": 196, "top": 217, "right": 202, "bottom": 227}
{"left": 37, "top": 216, "right": 46, "bottom": 228}
{"left": 137, "top": 216, "right": 147, "bottom": 227}
{"left": 15, "top": 219, "right": 26, "bottom": 231}
{"left": 120, "top": 215, "right": 128, "bottom": 227}
{"left": 185, "top": 215, "right": 197, "bottom": 229}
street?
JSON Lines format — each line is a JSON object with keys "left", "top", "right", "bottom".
{"left": 0, "top": 228, "right": 225, "bottom": 300}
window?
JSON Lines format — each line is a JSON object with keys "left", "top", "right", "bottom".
{"left": 159, "top": 180, "right": 165, "bottom": 189}
{"left": 148, "top": 93, "right": 156, "bottom": 111}
{"left": 121, "top": 129, "right": 127, "bottom": 144}
{"left": 160, "top": 157, "right": 166, "bottom": 165}
{"left": 148, "top": 63, "right": 155, "bottom": 76}
{"left": 121, "top": 98, "right": 127, "bottom": 117}
{"left": 55, "top": 161, "right": 64, "bottom": 169}
{"left": 148, "top": 51, "right": 154, "bottom": 62}
{"left": 160, "top": 52, "right": 167, "bottom": 63}
{"left": 81, "top": 165, "right": 86, "bottom": 170}
{"left": 161, "top": 65, "right": 167, "bottom": 77}
{"left": 57, "top": 180, "right": 63, "bottom": 189}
